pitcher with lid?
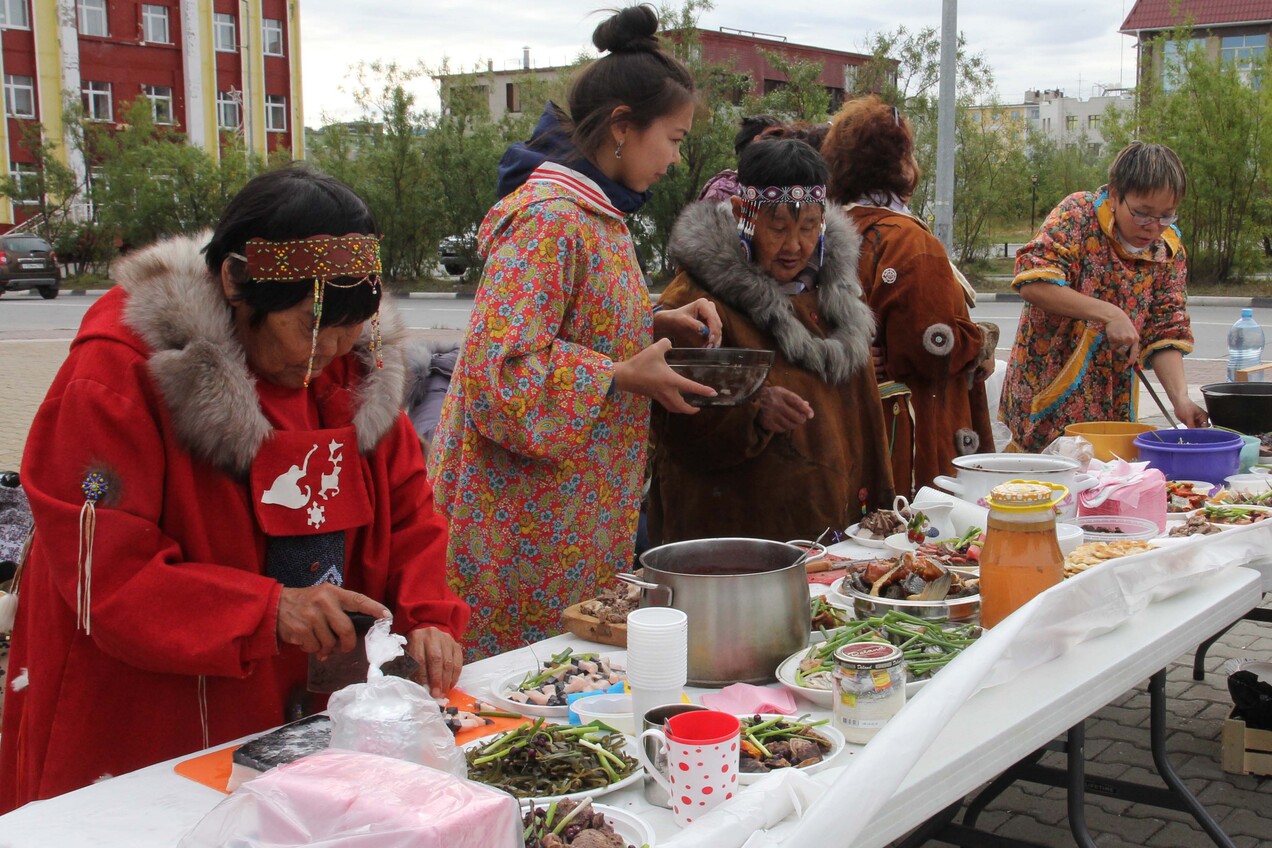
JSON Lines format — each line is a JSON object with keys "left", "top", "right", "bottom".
{"left": 979, "top": 481, "right": 1068, "bottom": 628}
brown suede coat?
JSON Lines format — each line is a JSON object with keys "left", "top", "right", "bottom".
{"left": 845, "top": 204, "right": 994, "bottom": 495}
{"left": 648, "top": 203, "right": 895, "bottom": 545}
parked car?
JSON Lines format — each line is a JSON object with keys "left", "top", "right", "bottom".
{"left": 0, "top": 234, "right": 61, "bottom": 299}
{"left": 439, "top": 236, "right": 468, "bottom": 277}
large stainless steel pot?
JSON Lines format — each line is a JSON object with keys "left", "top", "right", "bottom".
{"left": 625, "top": 538, "right": 810, "bottom": 687}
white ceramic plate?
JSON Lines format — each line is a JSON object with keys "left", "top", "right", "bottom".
{"left": 884, "top": 532, "right": 919, "bottom": 556}
{"left": 1197, "top": 504, "right": 1272, "bottom": 529}
{"left": 488, "top": 659, "right": 626, "bottom": 720}
{"left": 468, "top": 733, "right": 644, "bottom": 804}
{"left": 844, "top": 523, "right": 891, "bottom": 549}
{"left": 736, "top": 714, "right": 847, "bottom": 784}
{"left": 520, "top": 803, "right": 656, "bottom": 848}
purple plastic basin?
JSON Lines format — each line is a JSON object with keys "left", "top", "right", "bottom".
{"left": 1133, "top": 428, "right": 1243, "bottom": 485}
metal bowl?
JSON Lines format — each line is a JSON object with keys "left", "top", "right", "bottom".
{"left": 831, "top": 576, "right": 981, "bottom": 624}
{"left": 665, "top": 347, "right": 774, "bottom": 407}
{"left": 1201, "top": 382, "right": 1272, "bottom": 436}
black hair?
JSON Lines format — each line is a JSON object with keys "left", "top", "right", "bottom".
{"left": 734, "top": 114, "right": 782, "bottom": 156}
{"left": 738, "top": 138, "right": 829, "bottom": 193}
{"left": 204, "top": 167, "right": 381, "bottom": 329}
{"left": 561, "top": 4, "right": 695, "bottom": 160}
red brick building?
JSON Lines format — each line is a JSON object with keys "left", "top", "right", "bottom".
{"left": 1120, "top": 0, "right": 1272, "bottom": 90}
{"left": 0, "top": 0, "right": 304, "bottom": 229}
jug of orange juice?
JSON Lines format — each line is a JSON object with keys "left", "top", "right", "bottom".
{"left": 979, "top": 481, "right": 1068, "bottom": 628}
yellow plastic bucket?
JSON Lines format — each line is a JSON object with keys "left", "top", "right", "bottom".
{"left": 1064, "top": 421, "right": 1158, "bottom": 462}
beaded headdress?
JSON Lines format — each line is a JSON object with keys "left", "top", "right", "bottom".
{"left": 236, "top": 234, "right": 384, "bottom": 387}
{"left": 736, "top": 183, "right": 828, "bottom": 263}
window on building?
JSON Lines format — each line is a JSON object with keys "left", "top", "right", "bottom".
{"left": 265, "top": 94, "right": 286, "bottom": 132}
{"left": 262, "top": 18, "right": 284, "bottom": 56}
{"left": 1065, "top": 114, "right": 1077, "bottom": 131}
{"left": 1221, "top": 34, "right": 1267, "bottom": 85}
{"left": 4, "top": 74, "right": 35, "bottom": 119}
{"left": 505, "top": 83, "right": 521, "bottom": 114}
{"left": 1027, "top": 106, "right": 1040, "bottom": 120}
{"left": 9, "top": 163, "right": 39, "bottom": 205}
{"left": 1042, "top": 117, "right": 1051, "bottom": 132}
{"left": 1162, "top": 37, "right": 1206, "bottom": 91}
{"left": 141, "top": 4, "right": 169, "bottom": 44}
{"left": 216, "top": 90, "right": 241, "bottom": 130}
{"left": 213, "top": 12, "right": 236, "bottom": 52}
{"left": 1087, "top": 114, "right": 1100, "bottom": 129}
{"left": 82, "top": 80, "right": 112, "bottom": 121}
{"left": 1011, "top": 109, "right": 1021, "bottom": 121}
{"left": 1, "top": 0, "right": 30, "bottom": 29}
{"left": 1089, "top": 142, "right": 1102, "bottom": 156}
{"left": 143, "top": 84, "right": 174, "bottom": 124}
{"left": 78, "top": 0, "right": 106, "bottom": 36}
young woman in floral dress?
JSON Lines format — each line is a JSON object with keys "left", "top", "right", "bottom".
{"left": 428, "top": 5, "right": 720, "bottom": 659}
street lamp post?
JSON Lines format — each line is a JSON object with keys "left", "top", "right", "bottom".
{"left": 1030, "top": 174, "right": 1039, "bottom": 233}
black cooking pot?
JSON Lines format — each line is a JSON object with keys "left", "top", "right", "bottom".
{"left": 1200, "top": 382, "right": 1272, "bottom": 436}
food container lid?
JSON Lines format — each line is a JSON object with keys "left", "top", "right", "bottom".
{"left": 987, "top": 480, "right": 1068, "bottom": 512}
{"left": 834, "top": 641, "right": 903, "bottom": 667}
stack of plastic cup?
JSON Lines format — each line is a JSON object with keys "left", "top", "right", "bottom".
{"left": 625, "top": 607, "right": 688, "bottom": 722}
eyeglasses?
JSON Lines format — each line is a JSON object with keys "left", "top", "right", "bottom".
{"left": 1128, "top": 208, "right": 1178, "bottom": 227}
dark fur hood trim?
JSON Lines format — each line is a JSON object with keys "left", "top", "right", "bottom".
{"left": 667, "top": 202, "right": 874, "bottom": 382}
{"left": 115, "top": 232, "right": 408, "bottom": 477}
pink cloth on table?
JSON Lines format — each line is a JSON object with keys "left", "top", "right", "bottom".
{"left": 699, "top": 683, "right": 797, "bottom": 715}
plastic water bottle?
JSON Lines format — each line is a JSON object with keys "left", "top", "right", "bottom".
{"left": 1227, "top": 308, "right": 1265, "bottom": 382}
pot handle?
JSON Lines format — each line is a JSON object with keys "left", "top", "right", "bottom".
{"left": 615, "top": 573, "right": 673, "bottom": 607}
{"left": 932, "top": 475, "right": 963, "bottom": 496}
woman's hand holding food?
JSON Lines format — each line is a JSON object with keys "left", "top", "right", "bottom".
{"left": 757, "top": 385, "right": 814, "bottom": 433}
{"left": 276, "top": 584, "right": 389, "bottom": 660}
{"left": 407, "top": 626, "right": 463, "bottom": 698}
{"left": 653, "top": 297, "right": 722, "bottom": 348}
{"left": 612, "top": 338, "right": 715, "bottom": 414}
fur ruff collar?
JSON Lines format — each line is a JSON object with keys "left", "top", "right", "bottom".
{"left": 114, "top": 233, "right": 409, "bottom": 477}
{"left": 668, "top": 202, "right": 875, "bottom": 383}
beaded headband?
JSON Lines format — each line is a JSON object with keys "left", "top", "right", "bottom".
{"left": 233, "top": 234, "right": 384, "bottom": 387}
{"left": 736, "top": 184, "right": 828, "bottom": 264}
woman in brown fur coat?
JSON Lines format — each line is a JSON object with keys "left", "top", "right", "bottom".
{"left": 648, "top": 139, "right": 894, "bottom": 544}
{"left": 823, "top": 96, "right": 994, "bottom": 494}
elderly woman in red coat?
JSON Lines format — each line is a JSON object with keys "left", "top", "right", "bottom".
{"left": 0, "top": 168, "right": 469, "bottom": 812}
{"left": 823, "top": 96, "right": 994, "bottom": 494}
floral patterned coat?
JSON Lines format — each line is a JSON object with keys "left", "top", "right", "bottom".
{"left": 428, "top": 163, "right": 652, "bottom": 659}
{"left": 1002, "top": 187, "right": 1193, "bottom": 452}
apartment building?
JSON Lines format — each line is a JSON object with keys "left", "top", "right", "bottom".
{"left": 968, "top": 88, "right": 1134, "bottom": 156}
{"left": 1120, "top": 0, "right": 1272, "bottom": 90}
{"left": 0, "top": 0, "right": 303, "bottom": 228}
{"left": 439, "top": 27, "right": 875, "bottom": 123}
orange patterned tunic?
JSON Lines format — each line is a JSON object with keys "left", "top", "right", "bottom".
{"left": 428, "top": 164, "right": 652, "bottom": 659}
{"left": 1002, "top": 187, "right": 1193, "bottom": 452}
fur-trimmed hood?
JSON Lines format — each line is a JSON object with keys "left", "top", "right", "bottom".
{"left": 668, "top": 202, "right": 874, "bottom": 383}
{"left": 110, "top": 232, "right": 409, "bottom": 477}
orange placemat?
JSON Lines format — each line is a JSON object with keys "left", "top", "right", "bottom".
{"left": 173, "top": 688, "right": 528, "bottom": 794}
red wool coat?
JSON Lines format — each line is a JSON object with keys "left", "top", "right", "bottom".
{"left": 0, "top": 236, "right": 468, "bottom": 812}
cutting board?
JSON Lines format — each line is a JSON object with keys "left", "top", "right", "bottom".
{"left": 562, "top": 602, "right": 627, "bottom": 647}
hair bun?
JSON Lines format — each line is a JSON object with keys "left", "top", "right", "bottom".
{"left": 593, "top": 4, "right": 660, "bottom": 54}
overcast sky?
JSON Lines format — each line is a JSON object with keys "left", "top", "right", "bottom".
{"left": 299, "top": 1, "right": 1140, "bottom": 128}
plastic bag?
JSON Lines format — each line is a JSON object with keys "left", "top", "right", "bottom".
{"left": 327, "top": 618, "right": 466, "bottom": 777}
{"left": 1042, "top": 434, "right": 1095, "bottom": 467}
{"left": 178, "top": 749, "right": 520, "bottom": 848}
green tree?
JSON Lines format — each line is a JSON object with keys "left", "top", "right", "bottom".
{"left": 751, "top": 50, "right": 831, "bottom": 121}
{"left": 1102, "top": 28, "right": 1272, "bottom": 282}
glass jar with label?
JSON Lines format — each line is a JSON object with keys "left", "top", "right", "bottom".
{"left": 979, "top": 480, "right": 1067, "bottom": 629}
{"left": 833, "top": 641, "right": 906, "bottom": 744}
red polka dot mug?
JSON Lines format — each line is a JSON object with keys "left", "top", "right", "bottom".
{"left": 637, "top": 709, "right": 740, "bottom": 826}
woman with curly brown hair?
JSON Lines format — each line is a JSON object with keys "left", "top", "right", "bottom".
{"left": 823, "top": 95, "right": 994, "bottom": 494}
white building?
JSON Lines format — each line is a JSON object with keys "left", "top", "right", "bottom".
{"left": 970, "top": 88, "right": 1135, "bottom": 156}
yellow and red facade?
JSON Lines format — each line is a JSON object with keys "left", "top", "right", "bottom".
{"left": 1, "top": 0, "right": 304, "bottom": 229}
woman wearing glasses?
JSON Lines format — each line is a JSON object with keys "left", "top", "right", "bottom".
{"left": 1001, "top": 141, "right": 1207, "bottom": 452}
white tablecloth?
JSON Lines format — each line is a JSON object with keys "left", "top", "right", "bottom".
{"left": 0, "top": 524, "right": 1266, "bottom": 847}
